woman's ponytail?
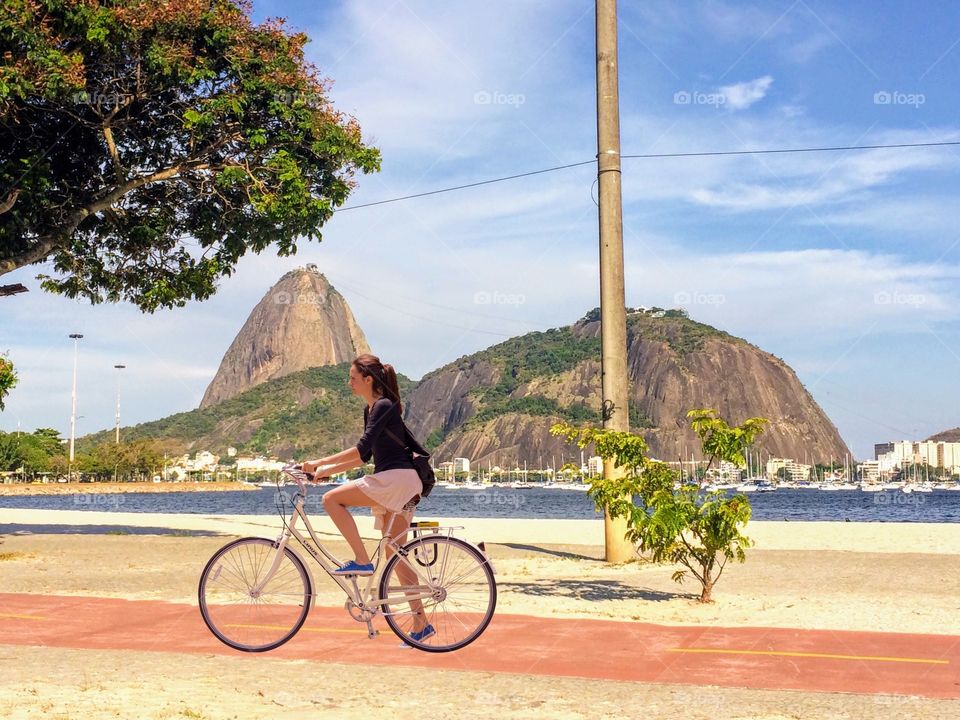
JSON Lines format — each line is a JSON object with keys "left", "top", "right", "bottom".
{"left": 353, "top": 354, "right": 403, "bottom": 412}
{"left": 382, "top": 364, "right": 402, "bottom": 412}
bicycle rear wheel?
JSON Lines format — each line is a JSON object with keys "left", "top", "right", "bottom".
{"left": 198, "top": 537, "right": 312, "bottom": 652}
{"left": 379, "top": 535, "right": 496, "bottom": 652}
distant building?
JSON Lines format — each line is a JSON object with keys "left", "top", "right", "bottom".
{"left": 453, "top": 457, "right": 470, "bottom": 473}
{"left": 236, "top": 456, "right": 284, "bottom": 473}
{"left": 766, "top": 458, "right": 812, "bottom": 483}
{"left": 585, "top": 456, "right": 603, "bottom": 476}
{"left": 874, "top": 442, "right": 894, "bottom": 459}
{"left": 875, "top": 439, "right": 960, "bottom": 475}
{"left": 858, "top": 461, "right": 881, "bottom": 483}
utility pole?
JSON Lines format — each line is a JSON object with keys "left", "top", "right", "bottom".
{"left": 596, "top": 0, "right": 634, "bottom": 562}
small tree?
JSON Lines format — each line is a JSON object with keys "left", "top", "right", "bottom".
{"left": 551, "top": 409, "right": 768, "bottom": 603}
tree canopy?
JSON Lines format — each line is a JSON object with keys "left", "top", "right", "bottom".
{"left": 0, "top": 0, "right": 380, "bottom": 310}
{"left": 0, "top": 355, "right": 16, "bottom": 410}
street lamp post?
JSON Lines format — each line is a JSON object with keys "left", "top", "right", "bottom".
{"left": 67, "top": 333, "right": 83, "bottom": 475}
{"left": 114, "top": 364, "right": 125, "bottom": 444}
{"left": 68, "top": 333, "right": 83, "bottom": 478}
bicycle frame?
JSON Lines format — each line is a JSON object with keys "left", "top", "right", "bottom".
{"left": 257, "top": 478, "right": 459, "bottom": 639}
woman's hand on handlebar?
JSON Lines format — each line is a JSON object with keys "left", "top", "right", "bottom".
{"left": 301, "top": 461, "right": 334, "bottom": 480}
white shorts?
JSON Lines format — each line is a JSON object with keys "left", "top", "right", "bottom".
{"left": 353, "top": 468, "right": 421, "bottom": 531}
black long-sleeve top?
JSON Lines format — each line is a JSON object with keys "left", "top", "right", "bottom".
{"left": 356, "top": 398, "right": 415, "bottom": 473}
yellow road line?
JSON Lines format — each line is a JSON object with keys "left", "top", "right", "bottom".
{"left": 668, "top": 647, "right": 949, "bottom": 665}
{"left": 0, "top": 613, "right": 47, "bottom": 621}
{"left": 225, "top": 623, "right": 367, "bottom": 635}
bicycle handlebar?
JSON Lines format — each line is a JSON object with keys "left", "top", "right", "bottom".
{"left": 281, "top": 463, "right": 336, "bottom": 495}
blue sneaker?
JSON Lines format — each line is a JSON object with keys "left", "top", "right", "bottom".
{"left": 333, "top": 560, "right": 374, "bottom": 576}
{"left": 409, "top": 624, "right": 435, "bottom": 642}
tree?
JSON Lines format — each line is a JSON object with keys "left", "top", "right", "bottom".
{"left": 1, "top": 0, "right": 380, "bottom": 310}
{"left": 551, "top": 409, "right": 768, "bottom": 603}
{"left": 0, "top": 355, "right": 16, "bottom": 410}
{"left": 686, "top": 409, "right": 768, "bottom": 480}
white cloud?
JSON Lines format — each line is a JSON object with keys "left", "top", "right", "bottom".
{"left": 718, "top": 76, "right": 774, "bottom": 111}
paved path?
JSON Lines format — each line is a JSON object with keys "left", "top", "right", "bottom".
{"left": 2, "top": 593, "right": 959, "bottom": 698}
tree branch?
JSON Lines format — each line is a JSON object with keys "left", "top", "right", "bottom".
{"left": 0, "top": 189, "right": 20, "bottom": 215}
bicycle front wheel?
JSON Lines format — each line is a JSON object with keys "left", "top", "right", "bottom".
{"left": 198, "top": 537, "right": 312, "bottom": 652}
{"left": 379, "top": 535, "right": 496, "bottom": 652}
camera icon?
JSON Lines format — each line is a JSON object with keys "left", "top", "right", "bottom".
{"left": 473, "top": 291, "right": 492, "bottom": 305}
{"left": 474, "top": 91, "right": 492, "bottom": 105}
{"left": 873, "top": 291, "right": 891, "bottom": 305}
{"left": 673, "top": 91, "right": 691, "bottom": 105}
{"left": 873, "top": 91, "right": 892, "bottom": 105}
{"left": 674, "top": 291, "right": 691, "bottom": 305}
{"left": 274, "top": 291, "right": 292, "bottom": 305}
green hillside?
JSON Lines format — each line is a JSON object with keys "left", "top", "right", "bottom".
{"left": 445, "top": 308, "right": 743, "bottom": 432}
{"left": 78, "top": 363, "right": 415, "bottom": 459}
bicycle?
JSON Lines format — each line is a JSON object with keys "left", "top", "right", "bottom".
{"left": 198, "top": 464, "right": 497, "bottom": 653}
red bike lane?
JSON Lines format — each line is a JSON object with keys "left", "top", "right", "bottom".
{"left": 2, "top": 592, "right": 958, "bottom": 699}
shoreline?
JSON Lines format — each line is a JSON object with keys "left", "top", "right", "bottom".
{"left": 4, "top": 508, "right": 960, "bottom": 553}
{"left": 0, "top": 481, "right": 260, "bottom": 495}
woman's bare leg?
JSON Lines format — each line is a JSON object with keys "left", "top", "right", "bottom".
{"left": 322, "top": 483, "right": 376, "bottom": 565}
{"left": 382, "top": 511, "right": 428, "bottom": 631}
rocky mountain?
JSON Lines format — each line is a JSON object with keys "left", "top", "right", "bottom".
{"left": 86, "top": 307, "right": 851, "bottom": 467}
{"left": 200, "top": 267, "right": 370, "bottom": 408}
{"left": 404, "top": 309, "right": 851, "bottom": 467}
{"left": 928, "top": 428, "right": 960, "bottom": 442}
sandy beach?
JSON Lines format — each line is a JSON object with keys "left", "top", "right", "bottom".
{"left": 2, "top": 510, "right": 959, "bottom": 718}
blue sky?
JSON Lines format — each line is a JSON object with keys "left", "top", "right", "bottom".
{"left": 3, "top": 0, "right": 960, "bottom": 459}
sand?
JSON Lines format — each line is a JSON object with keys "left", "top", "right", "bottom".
{"left": 2, "top": 509, "right": 959, "bottom": 718}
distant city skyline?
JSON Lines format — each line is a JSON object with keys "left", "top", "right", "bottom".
{"left": 3, "top": 1, "right": 960, "bottom": 459}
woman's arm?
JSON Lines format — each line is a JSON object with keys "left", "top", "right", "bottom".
{"left": 303, "top": 447, "right": 363, "bottom": 477}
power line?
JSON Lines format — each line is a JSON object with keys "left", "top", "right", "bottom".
{"left": 335, "top": 160, "right": 595, "bottom": 212}
{"left": 622, "top": 139, "right": 960, "bottom": 159}
{"left": 335, "top": 139, "right": 960, "bottom": 212}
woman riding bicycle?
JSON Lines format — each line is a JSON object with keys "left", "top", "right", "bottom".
{"left": 301, "top": 354, "right": 433, "bottom": 640}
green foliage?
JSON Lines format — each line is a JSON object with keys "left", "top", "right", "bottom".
{"left": 628, "top": 406, "right": 655, "bottom": 429}
{"left": 0, "top": 428, "right": 64, "bottom": 473}
{"left": 424, "top": 429, "right": 445, "bottom": 452}
{"left": 551, "top": 410, "right": 767, "bottom": 603}
{"left": 0, "top": 355, "right": 16, "bottom": 410}
{"left": 0, "top": 0, "right": 380, "bottom": 309}
{"left": 469, "top": 395, "right": 598, "bottom": 427}
{"left": 472, "top": 328, "right": 603, "bottom": 398}
{"left": 687, "top": 409, "right": 769, "bottom": 472}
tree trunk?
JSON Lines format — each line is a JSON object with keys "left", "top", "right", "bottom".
{"left": 699, "top": 564, "right": 714, "bottom": 603}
